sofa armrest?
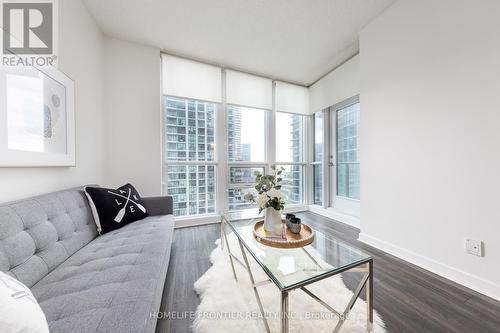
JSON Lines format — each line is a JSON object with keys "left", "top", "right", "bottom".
{"left": 142, "top": 196, "right": 173, "bottom": 216}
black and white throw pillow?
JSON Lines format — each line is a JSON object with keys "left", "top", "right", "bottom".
{"left": 84, "top": 184, "right": 148, "bottom": 234}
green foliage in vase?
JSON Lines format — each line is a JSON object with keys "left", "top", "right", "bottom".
{"left": 244, "top": 165, "right": 286, "bottom": 214}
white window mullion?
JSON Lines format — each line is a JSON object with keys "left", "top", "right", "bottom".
{"left": 306, "top": 114, "right": 313, "bottom": 205}
{"left": 195, "top": 101, "right": 199, "bottom": 162}
{"left": 304, "top": 115, "right": 312, "bottom": 205}
{"left": 184, "top": 99, "right": 189, "bottom": 161}
{"left": 227, "top": 161, "right": 268, "bottom": 166}
{"left": 204, "top": 105, "right": 209, "bottom": 212}
{"left": 216, "top": 69, "right": 229, "bottom": 214}
{"left": 323, "top": 108, "right": 330, "bottom": 209}
{"left": 268, "top": 81, "right": 277, "bottom": 170}
{"left": 166, "top": 160, "right": 217, "bottom": 166}
{"left": 204, "top": 104, "right": 208, "bottom": 163}
{"left": 186, "top": 165, "right": 191, "bottom": 216}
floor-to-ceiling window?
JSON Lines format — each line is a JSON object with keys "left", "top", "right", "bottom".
{"left": 162, "top": 54, "right": 361, "bottom": 221}
{"left": 162, "top": 55, "right": 309, "bottom": 219}
{"left": 309, "top": 95, "right": 361, "bottom": 217}
{"left": 162, "top": 55, "right": 222, "bottom": 217}
{"left": 310, "top": 95, "right": 360, "bottom": 217}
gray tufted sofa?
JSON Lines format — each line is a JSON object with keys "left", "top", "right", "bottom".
{"left": 0, "top": 186, "right": 175, "bottom": 333}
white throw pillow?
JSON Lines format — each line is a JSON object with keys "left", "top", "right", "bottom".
{"left": 0, "top": 272, "right": 49, "bottom": 333}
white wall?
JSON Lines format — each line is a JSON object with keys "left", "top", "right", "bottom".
{"left": 0, "top": 0, "right": 105, "bottom": 203}
{"left": 103, "top": 37, "right": 161, "bottom": 196}
{"left": 309, "top": 55, "right": 360, "bottom": 113}
{"left": 359, "top": 0, "right": 500, "bottom": 300}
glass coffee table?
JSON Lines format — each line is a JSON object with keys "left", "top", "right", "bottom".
{"left": 220, "top": 212, "right": 374, "bottom": 333}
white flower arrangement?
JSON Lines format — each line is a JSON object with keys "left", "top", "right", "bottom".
{"left": 244, "top": 165, "right": 287, "bottom": 213}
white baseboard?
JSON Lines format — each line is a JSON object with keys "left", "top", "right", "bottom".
{"left": 308, "top": 205, "right": 360, "bottom": 228}
{"left": 358, "top": 232, "right": 500, "bottom": 301}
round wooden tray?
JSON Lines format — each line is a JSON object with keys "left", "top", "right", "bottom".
{"left": 253, "top": 220, "right": 315, "bottom": 249}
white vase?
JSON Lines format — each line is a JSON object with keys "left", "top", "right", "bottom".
{"left": 263, "top": 207, "right": 282, "bottom": 234}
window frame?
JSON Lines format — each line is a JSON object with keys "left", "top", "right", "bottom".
{"left": 226, "top": 103, "right": 271, "bottom": 211}
{"left": 162, "top": 96, "right": 219, "bottom": 218}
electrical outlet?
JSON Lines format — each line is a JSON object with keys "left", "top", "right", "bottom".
{"left": 465, "top": 239, "right": 483, "bottom": 257}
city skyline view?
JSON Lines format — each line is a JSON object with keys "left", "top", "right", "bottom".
{"left": 164, "top": 96, "right": 304, "bottom": 216}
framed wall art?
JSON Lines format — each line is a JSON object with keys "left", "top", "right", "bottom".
{"left": 0, "top": 66, "right": 75, "bottom": 167}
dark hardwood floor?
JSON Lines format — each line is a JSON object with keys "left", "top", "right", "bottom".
{"left": 156, "top": 212, "right": 500, "bottom": 333}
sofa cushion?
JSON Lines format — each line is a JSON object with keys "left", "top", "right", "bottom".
{"left": 84, "top": 184, "right": 149, "bottom": 234}
{"left": 32, "top": 215, "right": 174, "bottom": 333}
{"left": 0, "top": 188, "right": 98, "bottom": 288}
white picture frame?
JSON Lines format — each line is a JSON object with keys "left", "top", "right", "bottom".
{"left": 0, "top": 67, "right": 75, "bottom": 167}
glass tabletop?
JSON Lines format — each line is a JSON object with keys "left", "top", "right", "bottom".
{"left": 222, "top": 212, "right": 372, "bottom": 291}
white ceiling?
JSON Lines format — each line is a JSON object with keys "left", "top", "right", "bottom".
{"left": 83, "top": 0, "right": 395, "bottom": 86}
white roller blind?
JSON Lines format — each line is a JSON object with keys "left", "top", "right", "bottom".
{"left": 226, "top": 70, "right": 272, "bottom": 110}
{"left": 162, "top": 54, "right": 222, "bottom": 103}
{"left": 275, "top": 81, "right": 310, "bottom": 115}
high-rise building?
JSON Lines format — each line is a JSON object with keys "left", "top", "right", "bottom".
{"left": 241, "top": 143, "right": 251, "bottom": 161}
{"left": 227, "top": 106, "right": 242, "bottom": 161}
{"left": 281, "top": 115, "right": 302, "bottom": 204}
{"left": 164, "top": 97, "right": 216, "bottom": 216}
{"left": 166, "top": 102, "right": 304, "bottom": 214}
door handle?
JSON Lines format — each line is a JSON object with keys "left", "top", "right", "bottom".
{"left": 329, "top": 162, "right": 335, "bottom": 167}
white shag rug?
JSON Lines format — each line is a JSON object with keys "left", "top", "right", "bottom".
{"left": 193, "top": 234, "right": 386, "bottom": 333}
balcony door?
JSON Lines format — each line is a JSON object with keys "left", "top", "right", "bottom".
{"left": 329, "top": 96, "right": 360, "bottom": 216}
